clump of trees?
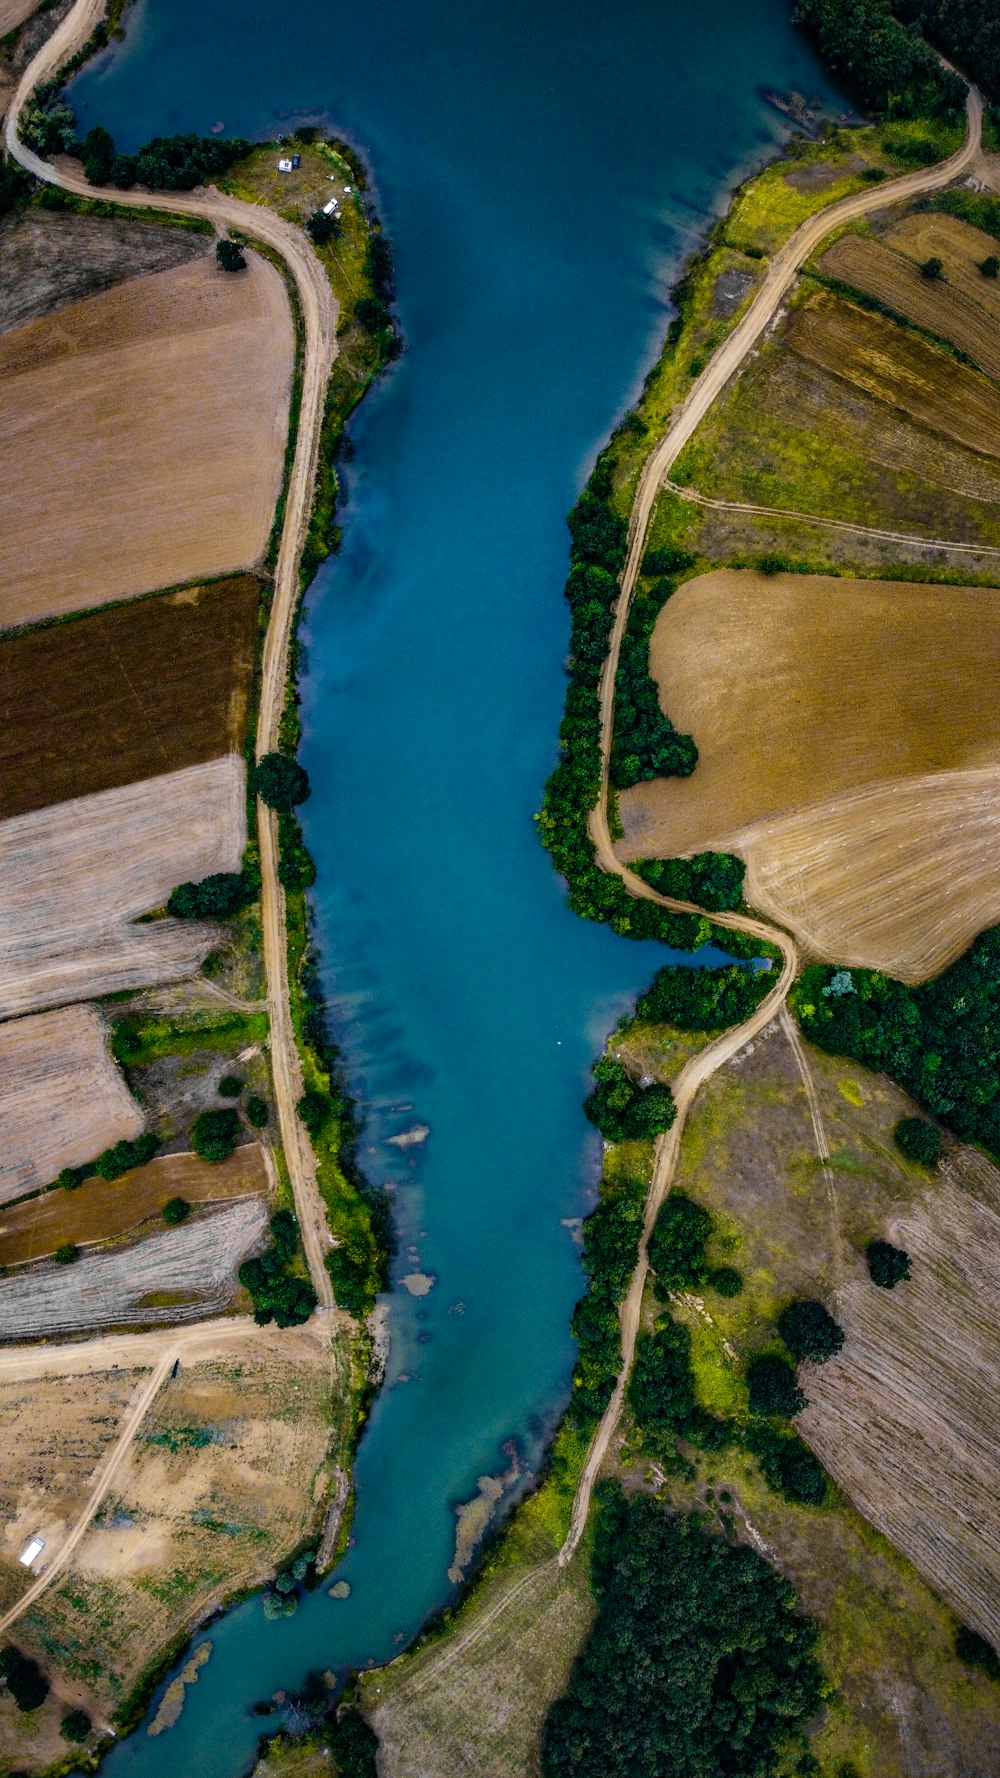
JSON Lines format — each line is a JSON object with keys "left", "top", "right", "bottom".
{"left": 569, "top": 1172, "right": 647, "bottom": 1427}
{"left": 636, "top": 959, "right": 770, "bottom": 1030}
{"left": 167, "top": 871, "right": 254, "bottom": 921}
{"left": 253, "top": 751, "right": 311, "bottom": 812}
{"left": 58, "top": 1132, "right": 158, "bottom": 1190}
{"left": 867, "top": 1239, "right": 911, "bottom": 1288}
{"left": 894, "top": 1115, "right": 940, "bottom": 1168}
{"left": 610, "top": 593, "right": 698, "bottom": 789}
{"left": 744, "top": 1422, "right": 829, "bottom": 1507}
{"left": 746, "top": 1354, "right": 807, "bottom": 1418}
{"left": 956, "top": 1624, "right": 1000, "bottom": 1680}
{"left": 777, "top": 1298, "right": 845, "bottom": 1363}
{"left": 216, "top": 238, "right": 247, "bottom": 272}
{"left": 192, "top": 1107, "right": 240, "bottom": 1163}
{"left": 278, "top": 811, "right": 317, "bottom": 891}
{"left": 239, "top": 1209, "right": 317, "bottom": 1326}
{"left": 246, "top": 1094, "right": 269, "bottom": 1128}
{"left": 648, "top": 1192, "right": 713, "bottom": 1291}
{"left": 90, "top": 129, "right": 250, "bottom": 191}
{"left": 982, "top": 255, "right": 1000, "bottom": 278}
{"left": 541, "top": 1488, "right": 823, "bottom": 1778}
{"left": 795, "top": 0, "right": 967, "bottom": 117}
{"left": 0, "top": 1646, "right": 49, "bottom": 1712}
{"left": 634, "top": 851, "right": 745, "bottom": 912}
{"left": 920, "top": 254, "right": 945, "bottom": 279}
{"left": 629, "top": 1313, "right": 731, "bottom": 1452}
{"left": 583, "top": 1057, "right": 676, "bottom": 1143}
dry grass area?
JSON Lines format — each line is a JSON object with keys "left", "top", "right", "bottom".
{"left": 17, "top": 1336, "right": 340, "bottom": 1716}
{"left": 0, "top": 208, "right": 208, "bottom": 336}
{"left": 0, "top": 575, "right": 260, "bottom": 819}
{"left": 0, "top": 1143, "right": 269, "bottom": 1267}
{"left": 617, "top": 570, "right": 1000, "bottom": 978}
{"left": 0, "top": 253, "right": 293, "bottom": 624}
{"left": 818, "top": 229, "right": 1000, "bottom": 382}
{"left": 0, "top": 1198, "right": 267, "bottom": 1339}
{"left": 0, "top": 1004, "right": 143, "bottom": 1204}
{"left": 0, "top": 754, "right": 246, "bottom": 1017}
{"left": 659, "top": 1025, "right": 1000, "bottom": 1773}
{"left": 886, "top": 211, "right": 1000, "bottom": 311}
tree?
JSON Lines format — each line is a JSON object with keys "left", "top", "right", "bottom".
{"left": 253, "top": 751, "right": 310, "bottom": 812}
{"left": 192, "top": 1107, "right": 240, "bottom": 1163}
{"left": 583, "top": 1057, "right": 676, "bottom": 1143}
{"left": 81, "top": 124, "right": 115, "bottom": 185}
{"left": 306, "top": 207, "right": 339, "bottom": 245}
{"left": 161, "top": 1196, "right": 190, "bottom": 1226}
{"left": 61, "top": 1709, "right": 91, "bottom": 1743}
{"left": 0, "top": 1648, "right": 49, "bottom": 1712}
{"left": 709, "top": 1264, "right": 743, "bottom": 1297}
{"left": 867, "top": 1239, "right": 911, "bottom": 1288}
{"left": 246, "top": 1094, "right": 269, "bottom": 1128}
{"left": 919, "top": 255, "right": 944, "bottom": 280}
{"left": 297, "top": 1087, "right": 333, "bottom": 1136}
{"left": 894, "top": 1116, "right": 940, "bottom": 1167}
{"left": 747, "top": 1353, "right": 807, "bottom": 1417}
{"left": 956, "top": 1624, "right": 1000, "bottom": 1680}
{"left": 111, "top": 153, "right": 137, "bottom": 189}
{"left": 216, "top": 238, "right": 247, "bottom": 273}
{"left": 94, "top": 1133, "right": 158, "bottom": 1179}
{"left": 218, "top": 1074, "right": 244, "bottom": 1098}
{"left": 54, "top": 1243, "right": 79, "bottom": 1265}
{"left": 355, "top": 294, "right": 391, "bottom": 333}
{"left": 981, "top": 255, "right": 1000, "bottom": 278}
{"left": 648, "top": 1192, "right": 712, "bottom": 1291}
{"left": 778, "top": 1298, "right": 845, "bottom": 1363}
{"left": 167, "top": 871, "right": 253, "bottom": 920}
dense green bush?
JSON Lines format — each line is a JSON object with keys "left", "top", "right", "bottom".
{"left": 629, "top": 1314, "right": 731, "bottom": 1452}
{"left": 778, "top": 1298, "right": 845, "bottom": 1363}
{"left": 306, "top": 206, "right": 339, "bottom": 245}
{"left": 161, "top": 1196, "right": 190, "bottom": 1226}
{"left": 216, "top": 238, "right": 247, "bottom": 272}
{"left": 278, "top": 811, "right": 317, "bottom": 891}
{"left": 297, "top": 1087, "right": 334, "bottom": 1136}
{"left": 709, "top": 1264, "right": 743, "bottom": 1297}
{"left": 135, "top": 132, "right": 250, "bottom": 191}
{"left": 95, "top": 1133, "right": 158, "bottom": 1180}
{"left": 636, "top": 959, "right": 770, "bottom": 1030}
{"left": 792, "top": 939, "right": 1000, "bottom": 1161}
{"left": 254, "top": 751, "right": 311, "bottom": 812}
{"left": 894, "top": 1116, "right": 941, "bottom": 1167}
{"left": 634, "top": 851, "right": 745, "bottom": 912}
{"left": 746, "top": 1354, "right": 807, "bottom": 1418}
{"left": 610, "top": 594, "right": 698, "bottom": 789}
{"left": 569, "top": 1172, "right": 646, "bottom": 1426}
{"left": 744, "top": 1423, "right": 829, "bottom": 1507}
{"left": 0, "top": 1647, "right": 49, "bottom": 1712}
{"left": 955, "top": 1624, "right": 1000, "bottom": 1680}
{"left": 329, "top": 1708, "right": 380, "bottom": 1777}
{"left": 642, "top": 546, "right": 696, "bottom": 577}
{"left": 54, "top": 1243, "right": 79, "bottom": 1265}
{"left": 61, "top": 1708, "right": 91, "bottom": 1743}
{"left": 867, "top": 1239, "right": 911, "bottom": 1288}
{"left": 245, "top": 1094, "right": 269, "bottom": 1128}
{"left": 167, "top": 871, "right": 254, "bottom": 920}
{"left": 218, "top": 1075, "right": 244, "bottom": 1098}
{"left": 239, "top": 1209, "right": 317, "bottom": 1327}
{"left": 81, "top": 124, "right": 115, "bottom": 184}
{"left": 541, "top": 1488, "right": 823, "bottom": 1778}
{"left": 583, "top": 1057, "right": 676, "bottom": 1143}
{"left": 191, "top": 1107, "right": 240, "bottom": 1163}
{"left": 648, "top": 1192, "right": 712, "bottom": 1292}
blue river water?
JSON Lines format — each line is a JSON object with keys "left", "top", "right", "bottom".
{"left": 70, "top": 4, "right": 837, "bottom": 1771}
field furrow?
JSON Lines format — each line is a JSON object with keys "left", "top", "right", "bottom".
{"left": 0, "top": 1004, "right": 143, "bottom": 1202}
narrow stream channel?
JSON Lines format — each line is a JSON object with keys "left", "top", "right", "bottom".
{"left": 69, "top": 4, "right": 837, "bottom": 1770}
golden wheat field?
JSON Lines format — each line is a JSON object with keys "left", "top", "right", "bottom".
{"left": 817, "top": 230, "right": 1000, "bottom": 383}
{"left": 886, "top": 211, "right": 1000, "bottom": 312}
{"left": 617, "top": 570, "right": 1000, "bottom": 976}
{"left": 0, "top": 1005, "right": 144, "bottom": 1205}
{"left": 0, "top": 254, "right": 293, "bottom": 624}
{"left": 0, "top": 755, "right": 246, "bottom": 1017}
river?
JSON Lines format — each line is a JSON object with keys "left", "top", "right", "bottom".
{"left": 69, "top": 3, "right": 836, "bottom": 1770}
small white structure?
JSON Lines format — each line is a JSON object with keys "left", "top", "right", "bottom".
{"left": 18, "top": 1535, "right": 44, "bottom": 1567}
{"left": 322, "top": 198, "right": 339, "bottom": 217}
{"left": 277, "top": 158, "right": 294, "bottom": 173}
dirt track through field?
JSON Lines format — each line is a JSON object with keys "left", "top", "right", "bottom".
{"left": 6, "top": 0, "right": 338, "bottom": 1308}
{"left": 661, "top": 475, "right": 1000, "bottom": 557}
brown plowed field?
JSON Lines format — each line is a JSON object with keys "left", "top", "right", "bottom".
{"left": 0, "top": 1143, "right": 269, "bottom": 1267}
{"left": 0, "top": 755, "right": 246, "bottom": 1017}
{"left": 786, "top": 288, "right": 1000, "bottom": 457}
{"left": 0, "top": 576, "right": 260, "bottom": 819}
{"left": 0, "top": 1005, "right": 144, "bottom": 1205}
{"left": 618, "top": 570, "right": 1000, "bottom": 977}
{"left": 801, "top": 1147, "right": 1000, "bottom": 1653}
{"left": 0, "top": 253, "right": 293, "bottom": 624}
{"left": 0, "top": 208, "right": 208, "bottom": 336}
{"left": 817, "top": 231, "right": 1000, "bottom": 382}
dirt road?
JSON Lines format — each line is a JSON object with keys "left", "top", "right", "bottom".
{"left": 5, "top": 0, "right": 336, "bottom": 1306}
{"left": 559, "top": 88, "right": 983, "bottom": 1565}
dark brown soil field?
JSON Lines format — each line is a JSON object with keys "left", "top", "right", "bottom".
{"left": 0, "top": 209, "right": 208, "bottom": 336}
{"left": 0, "top": 575, "right": 260, "bottom": 819}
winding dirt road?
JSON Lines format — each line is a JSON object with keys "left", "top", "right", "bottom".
{"left": 5, "top": 0, "right": 336, "bottom": 1307}
{"left": 559, "top": 86, "right": 983, "bottom": 1565}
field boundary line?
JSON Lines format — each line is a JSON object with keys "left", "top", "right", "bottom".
{"left": 662, "top": 477, "right": 1000, "bottom": 558}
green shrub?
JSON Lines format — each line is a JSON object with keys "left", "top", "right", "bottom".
{"left": 54, "top": 1243, "right": 80, "bottom": 1265}
{"left": 919, "top": 254, "right": 944, "bottom": 279}
{"left": 167, "top": 872, "right": 254, "bottom": 920}
{"left": 709, "top": 1264, "right": 742, "bottom": 1297}
{"left": 893, "top": 1116, "right": 940, "bottom": 1168}
{"left": 306, "top": 206, "right": 339, "bottom": 245}
{"left": 956, "top": 1624, "right": 1000, "bottom": 1680}
{"left": 136, "top": 132, "right": 250, "bottom": 191}
{"left": 634, "top": 852, "right": 745, "bottom": 912}
{"left": 628, "top": 1313, "right": 731, "bottom": 1453}
{"left": 636, "top": 960, "right": 770, "bottom": 1031}
{"left": 329, "top": 1708, "right": 380, "bottom": 1778}
{"left": 95, "top": 1133, "right": 158, "bottom": 1179}
{"left": 81, "top": 124, "right": 115, "bottom": 184}
{"left": 355, "top": 294, "right": 392, "bottom": 332}
{"left": 982, "top": 254, "right": 1000, "bottom": 278}
{"left": 161, "top": 1197, "right": 190, "bottom": 1226}
{"left": 867, "top": 1239, "right": 911, "bottom": 1288}
{"left": 642, "top": 546, "right": 695, "bottom": 576}
{"left": 277, "top": 810, "right": 317, "bottom": 891}
{"left": 218, "top": 1075, "right": 244, "bottom": 1098}
{"left": 745, "top": 1422, "right": 829, "bottom": 1506}
{"left": 192, "top": 1107, "right": 240, "bottom": 1163}
{"left": 648, "top": 1192, "right": 712, "bottom": 1292}
{"left": 297, "top": 1088, "right": 334, "bottom": 1136}
{"left": 778, "top": 1298, "right": 845, "bottom": 1363}
{"left": 0, "top": 1648, "right": 49, "bottom": 1712}
{"left": 583, "top": 1058, "right": 676, "bottom": 1143}
{"left": 245, "top": 1094, "right": 269, "bottom": 1128}
{"left": 746, "top": 1354, "right": 806, "bottom": 1417}
{"left": 239, "top": 1210, "right": 316, "bottom": 1327}
{"left": 569, "top": 1172, "right": 646, "bottom": 1426}
{"left": 253, "top": 751, "right": 310, "bottom": 812}
{"left": 61, "top": 1709, "right": 91, "bottom": 1743}
{"left": 610, "top": 597, "right": 697, "bottom": 789}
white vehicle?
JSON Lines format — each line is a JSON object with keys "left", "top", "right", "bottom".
{"left": 277, "top": 158, "right": 294, "bottom": 173}
{"left": 322, "top": 198, "right": 339, "bottom": 217}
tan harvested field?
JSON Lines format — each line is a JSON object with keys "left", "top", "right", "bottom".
{"left": 0, "top": 1004, "right": 143, "bottom": 1203}
{"left": 0, "top": 575, "right": 260, "bottom": 819}
{"left": 887, "top": 211, "right": 1000, "bottom": 312}
{"left": 0, "top": 253, "right": 293, "bottom": 624}
{"left": 0, "top": 0, "right": 41, "bottom": 32}
{"left": 618, "top": 570, "right": 1000, "bottom": 976}
{"left": 17, "top": 1337, "right": 339, "bottom": 1713}
{"left": 818, "top": 228, "right": 1000, "bottom": 381}
{"left": 0, "top": 754, "right": 246, "bottom": 1017}
{"left": 0, "top": 1143, "right": 269, "bottom": 1267}
{"left": 801, "top": 1145, "right": 1000, "bottom": 1652}
{"left": 0, "top": 1197, "right": 267, "bottom": 1338}
{"left": 0, "top": 208, "right": 208, "bottom": 336}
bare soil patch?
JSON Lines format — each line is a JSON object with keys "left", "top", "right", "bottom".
{"left": 0, "top": 1198, "right": 268, "bottom": 1339}
{"left": 0, "top": 253, "right": 293, "bottom": 624}
{"left": 0, "top": 207, "right": 208, "bottom": 336}
{"left": 0, "top": 1004, "right": 143, "bottom": 1204}
{"left": 618, "top": 570, "right": 1000, "bottom": 977}
{"left": 0, "top": 1143, "right": 269, "bottom": 1267}
{"left": 0, "top": 575, "right": 260, "bottom": 819}
{"left": 17, "top": 1336, "right": 340, "bottom": 1716}
{"left": 0, "top": 755, "right": 246, "bottom": 1017}
{"left": 818, "top": 231, "right": 1000, "bottom": 381}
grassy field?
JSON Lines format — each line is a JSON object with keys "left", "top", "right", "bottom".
{"left": 0, "top": 574, "right": 260, "bottom": 819}
{"left": 0, "top": 1143, "right": 270, "bottom": 1267}
{"left": 617, "top": 570, "right": 1000, "bottom": 978}
{"left": 0, "top": 253, "right": 293, "bottom": 624}
{"left": 0, "top": 755, "right": 245, "bottom": 1017}
{"left": 0, "top": 1004, "right": 143, "bottom": 1205}
{"left": 818, "top": 229, "right": 1000, "bottom": 382}
{"left": 0, "top": 208, "right": 207, "bottom": 336}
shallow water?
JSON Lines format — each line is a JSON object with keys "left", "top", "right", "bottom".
{"left": 69, "top": 4, "right": 837, "bottom": 1770}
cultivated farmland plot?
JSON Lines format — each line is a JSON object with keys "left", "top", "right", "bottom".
{"left": 801, "top": 1149, "right": 1000, "bottom": 1652}
{"left": 0, "top": 254, "right": 293, "bottom": 624}
{"left": 0, "top": 755, "right": 245, "bottom": 1016}
{"left": 0, "top": 210, "right": 208, "bottom": 337}
{"left": 0, "top": 1198, "right": 268, "bottom": 1338}
{"left": 819, "top": 224, "right": 1000, "bottom": 384}
{"left": 0, "top": 1004, "right": 143, "bottom": 1203}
